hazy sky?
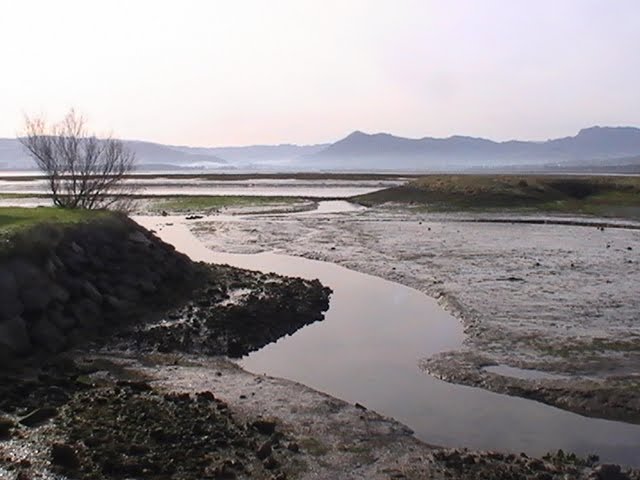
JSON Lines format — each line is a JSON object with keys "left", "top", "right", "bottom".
{"left": 1, "top": 0, "right": 639, "bottom": 146}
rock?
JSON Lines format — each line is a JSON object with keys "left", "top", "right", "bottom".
{"left": 19, "top": 406, "right": 58, "bottom": 427}
{"left": 114, "top": 284, "right": 141, "bottom": 302}
{"left": 16, "top": 470, "right": 31, "bottom": 480}
{"left": 20, "top": 282, "right": 52, "bottom": 312}
{"left": 0, "top": 416, "right": 15, "bottom": 439}
{"left": 30, "top": 317, "right": 66, "bottom": 353}
{"left": 0, "top": 295, "right": 22, "bottom": 322}
{"left": 0, "top": 316, "right": 32, "bottom": 355}
{"left": 70, "top": 241, "right": 85, "bottom": 255}
{"left": 0, "top": 268, "right": 22, "bottom": 320}
{"left": 68, "top": 299, "right": 102, "bottom": 328}
{"left": 81, "top": 280, "right": 103, "bottom": 304}
{"left": 103, "top": 294, "right": 130, "bottom": 312}
{"left": 51, "top": 443, "right": 80, "bottom": 469}
{"left": 252, "top": 418, "right": 277, "bottom": 435}
{"left": 9, "top": 260, "right": 43, "bottom": 288}
{"left": 534, "top": 473, "right": 553, "bottom": 480}
{"left": 138, "top": 278, "right": 157, "bottom": 294}
{"left": 263, "top": 456, "right": 279, "bottom": 470}
{"left": 128, "top": 231, "right": 151, "bottom": 245}
{"left": 590, "top": 464, "right": 630, "bottom": 480}
{"left": 48, "top": 308, "right": 76, "bottom": 331}
{"left": 256, "top": 441, "right": 272, "bottom": 460}
{"left": 49, "top": 283, "right": 70, "bottom": 303}
{"left": 528, "top": 458, "right": 546, "bottom": 471}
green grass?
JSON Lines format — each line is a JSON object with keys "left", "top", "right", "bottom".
{"left": 353, "top": 175, "right": 640, "bottom": 220}
{"left": 151, "top": 195, "right": 302, "bottom": 213}
{"left": 0, "top": 207, "right": 109, "bottom": 236}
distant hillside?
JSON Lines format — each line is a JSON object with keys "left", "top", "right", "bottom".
{"left": 2, "top": 126, "right": 640, "bottom": 172}
{"left": 170, "top": 143, "right": 329, "bottom": 167}
{"left": 0, "top": 138, "right": 228, "bottom": 171}
{"left": 305, "top": 126, "right": 640, "bottom": 170}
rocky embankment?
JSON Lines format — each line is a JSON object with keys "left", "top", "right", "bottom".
{"left": 0, "top": 213, "right": 336, "bottom": 479}
{"left": 0, "top": 214, "right": 202, "bottom": 366}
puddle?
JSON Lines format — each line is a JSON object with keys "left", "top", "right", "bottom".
{"left": 270, "top": 200, "right": 366, "bottom": 216}
{"left": 134, "top": 214, "right": 640, "bottom": 466}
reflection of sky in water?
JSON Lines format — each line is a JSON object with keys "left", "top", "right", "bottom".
{"left": 135, "top": 215, "right": 640, "bottom": 467}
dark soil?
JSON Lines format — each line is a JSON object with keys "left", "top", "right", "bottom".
{"left": 113, "top": 263, "right": 332, "bottom": 358}
{"left": 0, "top": 360, "right": 299, "bottom": 480}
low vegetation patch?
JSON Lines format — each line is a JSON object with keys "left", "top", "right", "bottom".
{"left": 353, "top": 175, "right": 640, "bottom": 219}
{"left": 151, "top": 195, "right": 302, "bottom": 213}
{"left": 0, "top": 207, "right": 111, "bottom": 238}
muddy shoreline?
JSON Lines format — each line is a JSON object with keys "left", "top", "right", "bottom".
{"left": 186, "top": 204, "right": 640, "bottom": 425}
{"left": 4, "top": 353, "right": 637, "bottom": 480}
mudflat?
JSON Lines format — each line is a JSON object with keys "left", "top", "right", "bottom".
{"left": 189, "top": 203, "right": 640, "bottom": 424}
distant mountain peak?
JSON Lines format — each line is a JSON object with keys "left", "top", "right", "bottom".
{"left": 577, "top": 125, "right": 640, "bottom": 136}
{"left": 344, "top": 130, "right": 370, "bottom": 139}
{"left": 306, "top": 125, "right": 640, "bottom": 170}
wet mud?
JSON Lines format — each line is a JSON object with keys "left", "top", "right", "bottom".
{"left": 189, "top": 205, "right": 640, "bottom": 424}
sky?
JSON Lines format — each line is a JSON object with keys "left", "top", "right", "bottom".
{"left": 1, "top": 0, "right": 639, "bottom": 146}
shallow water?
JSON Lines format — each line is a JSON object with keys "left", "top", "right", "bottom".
{"left": 135, "top": 213, "right": 640, "bottom": 466}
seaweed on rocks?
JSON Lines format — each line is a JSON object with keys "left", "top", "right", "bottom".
{"left": 54, "top": 385, "right": 294, "bottom": 479}
{"left": 117, "top": 264, "right": 332, "bottom": 358}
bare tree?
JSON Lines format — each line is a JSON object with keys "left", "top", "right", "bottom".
{"left": 20, "top": 109, "right": 136, "bottom": 209}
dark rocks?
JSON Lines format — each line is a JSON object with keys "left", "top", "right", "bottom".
{"left": 48, "top": 308, "right": 76, "bottom": 331}
{"left": 21, "top": 283, "right": 54, "bottom": 312}
{"left": 51, "top": 443, "right": 80, "bottom": 469}
{"left": 19, "top": 406, "right": 58, "bottom": 427}
{"left": 590, "top": 464, "right": 630, "bottom": 480}
{"left": 252, "top": 418, "right": 277, "bottom": 435}
{"left": 30, "top": 317, "right": 66, "bottom": 353}
{"left": 0, "top": 269, "right": 22, "bottom": 320}
{"left": 0, "top": 316, "right": 32, "bottom": 356}
{"left": 80, "top": 279, "right": 103, "bottom": 304}
{"left": 124, "top": 264, "right": 332, "bottom": 359}
{"left": 263, "top": 455, "right": 279, "bottom": 470}
{"left": 51, "top": 384, "right": 296, "bottom": 479}
{"left": 0, "top": 295, "right": 23, "bottom": 322}
{"left": 256, "top": 440, "right": 272, "bottom": 460}
{"left": 0, "top": 416, "right": 15, "bottom": 439}
{"left": 0, "top": 215, "right": 204, "bottom": 367}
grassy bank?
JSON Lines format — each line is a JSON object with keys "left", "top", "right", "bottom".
{"left": 0, "top": 207, "right": 110, "bottom": 237}
{"left": 353, "top": 175, "right": 640, "bottom": 219}
{"left": 150, "top": 195, "right": 303, "bottom": 213}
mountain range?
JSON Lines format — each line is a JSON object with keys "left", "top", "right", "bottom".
{"left": 2, "top": 126, "right": 640, "bottom": 173}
